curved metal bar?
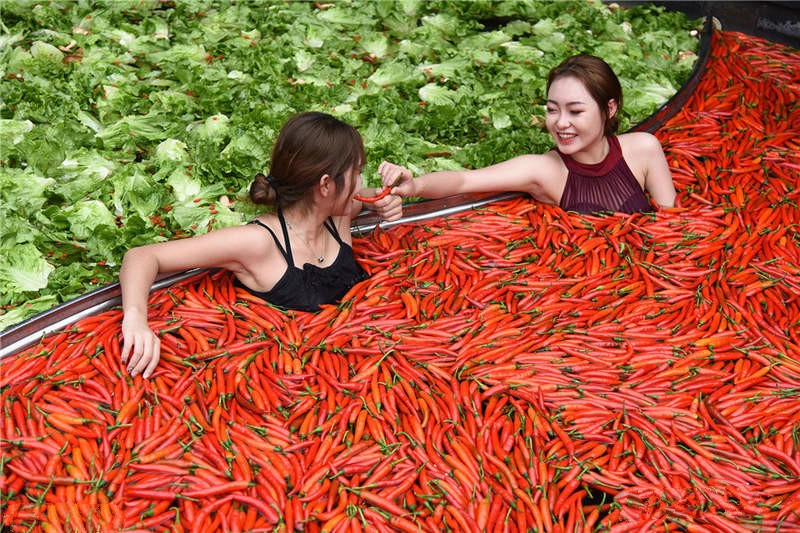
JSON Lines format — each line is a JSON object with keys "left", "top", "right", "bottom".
{"left": 351, "top": 192, "right": 521, "bottom": 235}
{"left": 0, "top": 21, "right": 714, "bottom": 359}
{"left": 0, "top": 270, "right": 205, "bottom": 359}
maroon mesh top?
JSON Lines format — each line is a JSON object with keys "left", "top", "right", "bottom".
{"left": 556, "top": 136, "right": 653, "bottom": 215}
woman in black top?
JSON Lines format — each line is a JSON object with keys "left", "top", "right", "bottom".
{"left": 232, "top": 215, "right": 368, "bottom": 313}
{"left": 120, "top": 112, "right": 402, "bottom": 378}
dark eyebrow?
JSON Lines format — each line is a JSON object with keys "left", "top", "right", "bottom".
{"left": 546, "top": 99, "right": 587, "bottom": 106}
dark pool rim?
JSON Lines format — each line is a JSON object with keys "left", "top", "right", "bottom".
{"left": 0, "top": 17, "right": 714, "bottom": 359}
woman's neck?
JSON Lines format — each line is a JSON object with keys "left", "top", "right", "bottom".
{"left": 282, "top": 206, "right": 327, "bottom": 238}
{"left": 281, "top": 206, "right": 333, "bottom": 264}
{"left": 573, "top": 136, "right": 610, "bottom": 165}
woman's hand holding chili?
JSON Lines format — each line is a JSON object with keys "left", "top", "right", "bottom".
{"left": 378, "top": 161, "right": 415, "bottom": 198}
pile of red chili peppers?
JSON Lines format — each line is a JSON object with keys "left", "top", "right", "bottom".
{"left": 1, "top": 30, "right": 799, "bottom": 532}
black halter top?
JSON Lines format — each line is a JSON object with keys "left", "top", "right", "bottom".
{"left": 233, "top": 211, "right": 368, "bottom": 312}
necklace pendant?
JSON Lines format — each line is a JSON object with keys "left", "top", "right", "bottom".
{"left": 318, "top": 256, "right": 325, "bottom": 263}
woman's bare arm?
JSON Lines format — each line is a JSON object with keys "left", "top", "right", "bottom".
{"left": 381, "top": 154, "right": 564, "bottom": 204}
{"left": 120, "top": 226, "right": 264, "bottom": 378}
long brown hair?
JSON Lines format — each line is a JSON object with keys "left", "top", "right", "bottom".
{"left": 250, "top": 112, "right": 365, "bottom": 210}
{"left": 547, "top": 54, "right": 622, "bottom": 136}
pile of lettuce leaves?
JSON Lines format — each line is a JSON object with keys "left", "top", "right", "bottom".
{"left": 0, "top": 0, "right": 702, "bottom": 330}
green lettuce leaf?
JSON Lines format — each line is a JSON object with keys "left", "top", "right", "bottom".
{"left": 0, "top": 242, "right": 55, "bottom": 295}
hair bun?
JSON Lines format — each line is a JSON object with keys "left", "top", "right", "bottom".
{"left": 250, "top": 173, "right": 277, "bottom": 205}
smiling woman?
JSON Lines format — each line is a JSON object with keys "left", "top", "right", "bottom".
{"left": 381, "top": 54, "right": 677, "bottom": 215}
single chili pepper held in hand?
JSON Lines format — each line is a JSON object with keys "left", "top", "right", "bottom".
{"left": 354, "top": 186, "right": 393, "bottom": 203}
{"left": 354, "top": 176, "right": 402, "bottom": 203}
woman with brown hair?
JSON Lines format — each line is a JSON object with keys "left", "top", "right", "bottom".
{"left": 120, "top": 111, "right": 402, "bottom": 378}
{"left": 380, "top": 54, "right": 677, "bottom": 214}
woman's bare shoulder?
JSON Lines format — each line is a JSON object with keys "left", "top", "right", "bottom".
{"left": 238, "top": 215, "right": 282, "bottom": 247}
{"left": 187, "top": 218, "right": 278, "bottom": 261}
{"left": 619, "top": 132, "right": 664, "bottom": 154}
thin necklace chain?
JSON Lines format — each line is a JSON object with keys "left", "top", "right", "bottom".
{"left": 286, "top": 221, "right": 326, "bottom": 264}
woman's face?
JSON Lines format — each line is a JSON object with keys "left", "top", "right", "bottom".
{"left": 331, "top": 165, "right": 361, "bottom": 214}
{"left": 545, "top": 75, "right": 611, "bottom": 159}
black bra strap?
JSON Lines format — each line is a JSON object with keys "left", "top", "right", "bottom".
{"left": 255, "top": 213, "right": 341, "bottom": 265}
{"left": 276, "top": 209, "right": 295, "bottom": 265}
{"left": 324, "top": 217, "right": 345, "bottom": 245}
{"left": 248, "top": 218, "right": 292, "bottom": 264}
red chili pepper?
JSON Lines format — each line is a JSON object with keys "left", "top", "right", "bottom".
{"left": 353, "top": 185, "right": 393, "bottom": 203}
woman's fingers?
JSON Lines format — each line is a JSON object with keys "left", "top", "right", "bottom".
{"left": 125, "top": 342, "right": 144, "bottom": 376}
{"left": 378, "top": 161, "right": 412, "bottom": 192}
{"left": 125, "top": 331, "right": 160, "bottom": 378}
{"left": 141, "top": 338, "right": 161, "bottom": 379}
{"left": 374, "top": 162, "right": 411, "bottom": 219}
{"left": 373, "top": 194, "right": 403, "bottom": 221}
{"left": 121, "top": 337, "right": 132, "bottom": 365}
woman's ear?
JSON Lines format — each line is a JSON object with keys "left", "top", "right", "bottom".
{"left": 607, "top": 99, "right": 618, "bottom": 119}
{"left": 318, "top": 174, "right": 332, "bottom": 197}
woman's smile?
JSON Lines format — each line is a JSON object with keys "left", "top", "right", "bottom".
{"left": 556, "top": 131, "right": 578, "bottom": 145}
